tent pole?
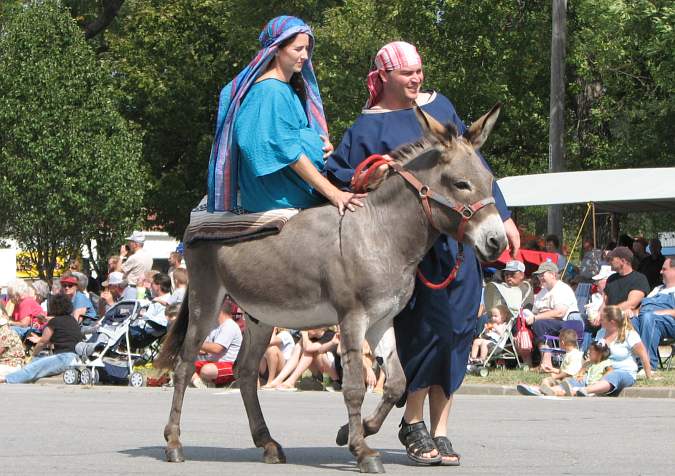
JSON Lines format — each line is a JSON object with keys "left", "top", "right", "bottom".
{"left": 592, "top": 202, "right": 597, "bottom": 248}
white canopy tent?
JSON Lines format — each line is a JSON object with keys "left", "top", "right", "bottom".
{"left": 497, "top": 167, "right": 675, "bottom": 213}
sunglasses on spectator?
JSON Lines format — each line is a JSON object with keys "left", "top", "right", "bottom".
{"left": 62, "top": 283, "right": 77, "bottom": 288}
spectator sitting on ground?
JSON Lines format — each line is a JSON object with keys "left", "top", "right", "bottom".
{"left": 0, "top": 306, "right": 25, "bottom": 378}
{"left": 470, "top": 305, "right": 509, "bottom": 363}
{"left": 0, "top": 294, "right": 81, "bottom": 384}
{"left": 563, "top": 305, "right": 652, "bottom": 396}
{"left": 275, "top": 327, "right": 340, "bottom": 391}
{"left": 631, "top": 255, "right": 675, "bottom": 372}
{"left": 60, "top": 275, "right": 96, "bottom": 324}
{"left": 116, "top": 231, "right": 154, "bottom": 289}
{"left": 517, "top": 328, "right": 583, "bottom": 396}
{"left": 362, "top": 339, "right": 384, "bottom": 394}
{"left": 638, "top": 238, "right": 665, "bottom": 290}
{"left": 191, "top": 299, "right": 242, "bottom": 388}
{"left": 98, "top": 271, "right": 137, "bottom": 315}
{"left": 524, "top": 261, "right": 580, "bottom": 370}
{"left": 594, "top": 247, "right": 650, "bottom": 328}
{"left": 7, "top": 279, "right": 45, "bottom": 339}
{"left": 543, "top": 341, "right": 613, "bottom": 396}
{"left": 260, "top": 327, "right": 297, "bottom": 389}
{"left": 169, "top": 268, "right": 188, "bottom": 305}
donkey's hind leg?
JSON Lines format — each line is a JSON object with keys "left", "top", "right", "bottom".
{"left": 237, "top": 315, "right": 285, "bottom": 464}
{"left": 165, "top": 282, "right": 226, "bottom": 462}
{"left": 336, "top": 326, "right": 406, "bottom": 447}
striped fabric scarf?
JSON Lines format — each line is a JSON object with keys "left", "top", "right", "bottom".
{"left": 207, "top": 16, "right": 328, "bottom": 212}
{"left": 366, "top": 41, "right": 422, "bottom": 108}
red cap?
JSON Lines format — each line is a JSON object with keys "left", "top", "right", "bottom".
{"left": 60, "top": 276, "right": 78, "bottom": 286}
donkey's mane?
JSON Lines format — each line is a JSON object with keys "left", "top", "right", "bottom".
{"left": 367, "top": 121, "right": 460, "bottom": 191}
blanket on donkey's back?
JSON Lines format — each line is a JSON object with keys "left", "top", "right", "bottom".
{"left": 184, "top": 196, "right": 299, "bottom": 246}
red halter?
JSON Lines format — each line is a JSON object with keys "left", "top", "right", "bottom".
{"left": 352, "top": 154, "right": 495, "bottom": 289}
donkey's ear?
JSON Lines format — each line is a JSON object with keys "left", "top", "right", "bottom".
{"left": 465, "top": 103, "right": 501, "bottom": 149}
{"left": 414, "top": 106, "right": 452, "bottom": 145}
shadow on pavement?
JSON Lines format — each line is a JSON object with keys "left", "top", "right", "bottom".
{"left": 120, "top": 445, "right": 411, "bottom": 472}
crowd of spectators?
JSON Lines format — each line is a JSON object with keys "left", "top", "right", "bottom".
{"left": 475, "top": 233, "right": 673, "bottom": 398}
{"left": 1, "top": 230, "right": 672, "bottom": 399}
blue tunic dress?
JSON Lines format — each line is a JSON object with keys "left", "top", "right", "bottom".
{"left": 234, "top": 78, "right": 326, "bottom": 212}
{"left": 326, "top": 92, "right": 511, "bottom": 395}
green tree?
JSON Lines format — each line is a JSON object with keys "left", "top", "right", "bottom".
{"left": 0, "top": 0, "right": 147, "bottom": 280}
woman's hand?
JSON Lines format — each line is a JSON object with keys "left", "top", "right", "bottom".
{"left": 320, "top": 135, "right": 334, "bottom": 159}
{"left": 329, "top": 189, "right": 367, "bottom": 216}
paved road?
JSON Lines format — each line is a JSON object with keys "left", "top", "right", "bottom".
{"left": 1, "top": 384, "right": 673, "bottom": 475}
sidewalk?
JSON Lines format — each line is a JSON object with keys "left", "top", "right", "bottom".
{"left": 34, "top": 375, "right": 675, "bottom": 398}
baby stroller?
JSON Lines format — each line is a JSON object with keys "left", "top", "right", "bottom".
{"left": 469, "top": 280, "right": 533, "bottom": 377}
{"left": 63, "top": 299, "right": 167, "bottom": 387}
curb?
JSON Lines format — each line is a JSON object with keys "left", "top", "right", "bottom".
{"left": 457, "top": 383, "right": 675, "bottom": 399}
{"left": 33, "top": 376, "right": 675, "bottom": 398}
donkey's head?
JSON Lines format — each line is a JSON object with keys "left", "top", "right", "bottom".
{"left": 389, "top": 104, "right": 508, "bottom": 262}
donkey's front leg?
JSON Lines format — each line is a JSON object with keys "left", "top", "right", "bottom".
{"left": 340, "top": 315, "right": 385, "bottom": 474}
{"left": 336, "top": 326, "right": 406, "bottom": 446}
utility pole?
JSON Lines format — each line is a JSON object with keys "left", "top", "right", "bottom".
{"left": 548, "top": 0, "right": 566, "bottom": 239}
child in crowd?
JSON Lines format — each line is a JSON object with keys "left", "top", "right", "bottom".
{"left": 470, "top": 305, "right": 509, "bottom": 363}
{"left": 517, "top": 328, "right": 583, "bottom": 396}
{"left": 275, "top": 327, "right": 340, "bottom": 391}
{"left": 260, "top": 327, "right": 297, "bottom": 388}
{"left": 540, "top": 341, "right": 613, "bottom": 396}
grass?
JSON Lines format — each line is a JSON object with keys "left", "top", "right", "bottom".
{"left": 464, "top": 367, "right": 675, "bottom": 387}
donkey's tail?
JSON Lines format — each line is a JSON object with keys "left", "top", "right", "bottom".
{"left": 154, "top": 289, "right": 189, "bottom": 369}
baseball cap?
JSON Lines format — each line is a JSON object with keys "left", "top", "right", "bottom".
{"left": 592, "top": 265, "right": 615, "bottom": 281}
{"left": 532, "top": 260, "right": 559, "bottom": 275}
{"left": 125, "top": 231, "right": 145, "bottom": 243}
{"left": 504, "top": 260, "right": 525, "bottom": 273}
{"left": 608, "top": 246, "right": 633, "bottom": 262}
{"left": 102, "top": 271, "right": 126, "bottom": 287}
{"left": 60, "top": 276, "right": 78, "bottom": 286}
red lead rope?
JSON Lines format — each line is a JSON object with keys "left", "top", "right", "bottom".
{"left": 353, "top": 154, "right": 466, "bottom": 290}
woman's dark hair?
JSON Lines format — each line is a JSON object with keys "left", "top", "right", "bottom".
{"left": 153, "top": 273, "right": 172, "bottom": 294}
{"left": 278, "top": 34, "right": 307, "bottom": 103}
{"left": 48, "top": 293, "right": 74, "bottom": 316}
{"left": 589, "top": 341, "right": 611, "bottom": 361}
{"left": 545, "top": 234, "right": 560, "bottom": 249}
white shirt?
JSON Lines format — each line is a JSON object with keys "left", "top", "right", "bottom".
{"left": 647, "top": 285, "right": 675, "bottom": 298}
{"left": 596, "top": 328, "right": 641, "bottom": 377}
{"left": 533, "top": 280, "right": 579, "bottom": 320}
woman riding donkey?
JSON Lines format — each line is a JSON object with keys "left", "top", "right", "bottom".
{"left": 206, "top": 15, "right": 364, "bottom": 215}
{"left": 325, "top": 41, "right": 520, "bottom": 466}
{"left": 158, "top": 23, "right": 508, "bottom": 474}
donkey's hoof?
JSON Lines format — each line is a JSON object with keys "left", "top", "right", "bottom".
{"left": 358, "top": 455, "right": 385, "bottom": 473}
{"left": 165, "top": 446, "right": 185, "bottom": 463}
{"left": 335, "top": 423, "right": 349, "bottom": 446}
{"left": 262, "top": 441, "right": 286, "bottom": 464}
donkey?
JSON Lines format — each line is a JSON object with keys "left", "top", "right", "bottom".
{"left": 156, "top": 104, "right": 507, "bottom": 473}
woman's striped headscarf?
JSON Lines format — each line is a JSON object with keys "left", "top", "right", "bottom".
{"left": 207, "top": 16, "right": 327, "bottom": 212}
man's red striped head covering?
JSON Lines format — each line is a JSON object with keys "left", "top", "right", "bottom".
{"left": 366, "top": 41, "right": 422, "bottom": 108}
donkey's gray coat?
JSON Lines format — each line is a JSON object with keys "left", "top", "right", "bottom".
{"left": 157, "top": 105, "right": 508, "bottom": 473}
